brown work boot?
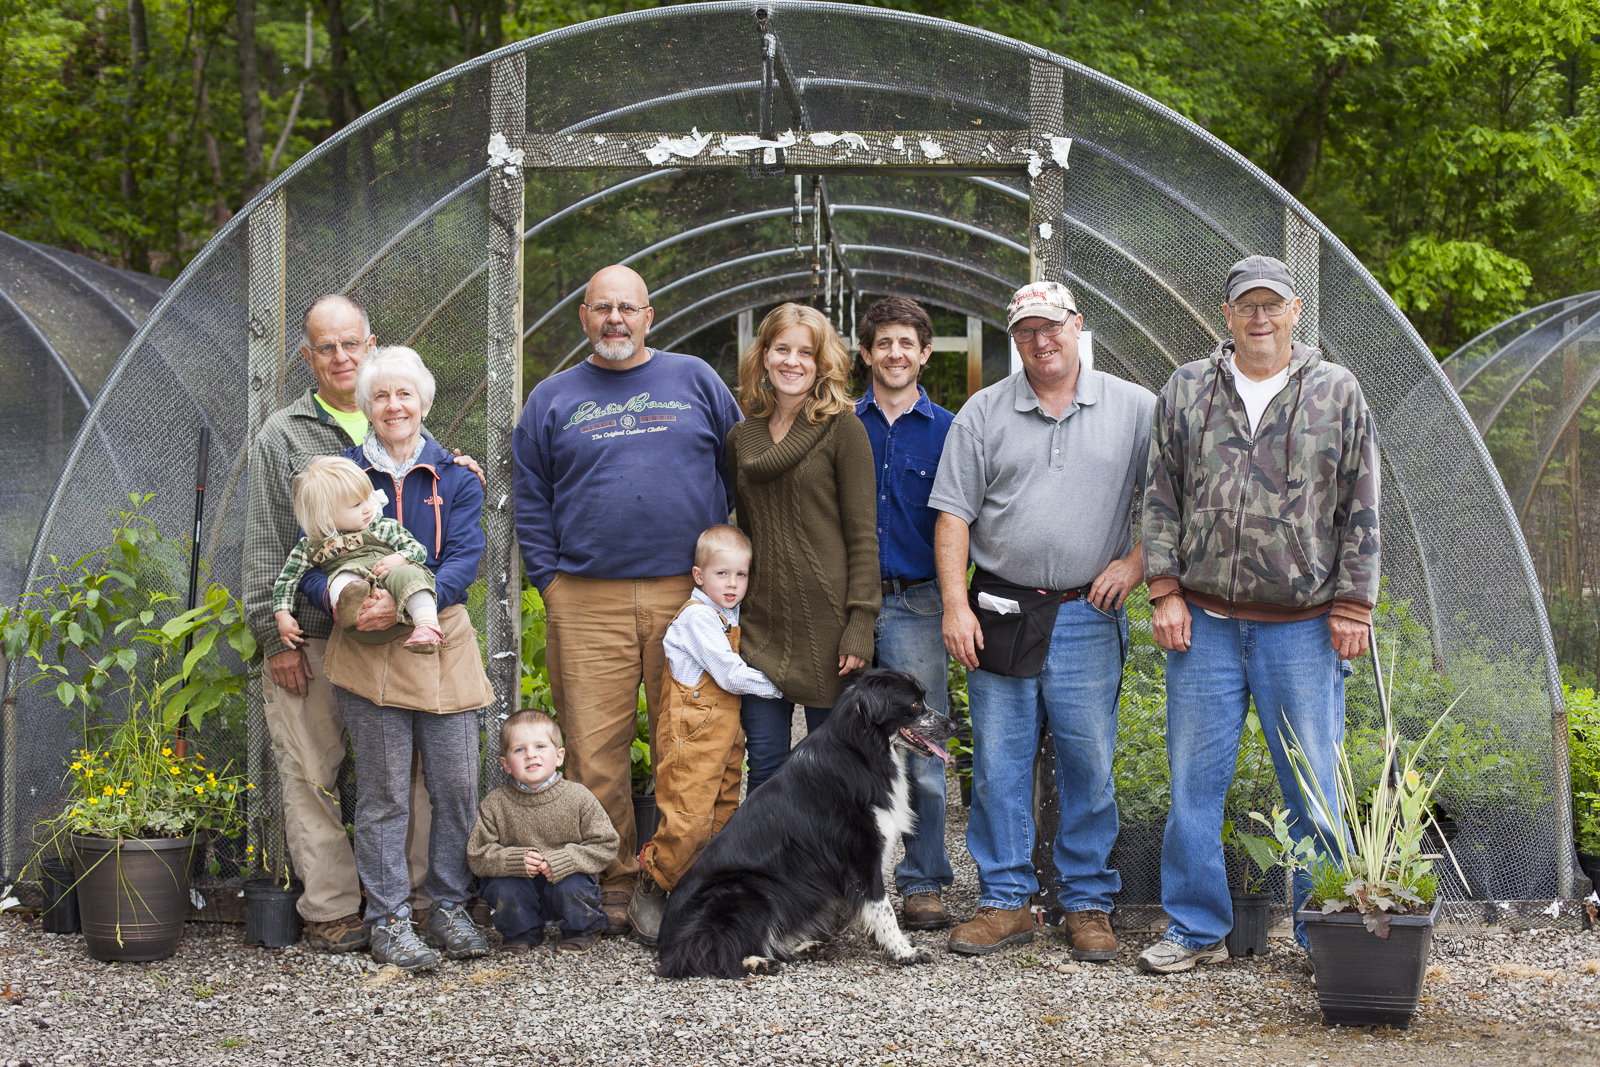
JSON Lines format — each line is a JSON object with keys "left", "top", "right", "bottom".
{"left": 902, "top": 892, "right": 951, "bottom": 930}
{"left": 1063, "top": 909, "right": 1118, "bottom": 962}
{"left": 304, "top": 913, "right": 369, "bottom": 953}
{"left": 947, "top": 905, "right": 1034, "bottom": 956}
{"left": 600, "top": 889, "right": 632, "bottom": 937}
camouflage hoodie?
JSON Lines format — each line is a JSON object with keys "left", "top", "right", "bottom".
{"left": 1142, "top": 340, "right": 1379, "bottom": 624}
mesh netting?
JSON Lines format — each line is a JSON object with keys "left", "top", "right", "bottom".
{"left": 1, "top": 2, "right": 1585, "bottom": 924}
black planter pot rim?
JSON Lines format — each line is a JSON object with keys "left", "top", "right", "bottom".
{"left": 1296, "top": 896, "right": 1442, "bottom": 928}
{"left": 70, "top": 832, "right": 200, "bottom": 850}
{"left": 1230, "top": 890, "right": 1272, "bottom": 903}
{"left": 242, "top": 875, "right": 304, "bottom": 893}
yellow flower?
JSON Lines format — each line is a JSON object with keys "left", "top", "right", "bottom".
{"left": 122, "top": 781, "right": 131, "bottom": 788}
{"left": 70, "top": 762, "right": 81, "bottom": 770}
{"left": 162, "top": 748, "right": 171, "bottom": 757}
{"left": 89, "top": 798, "right": 98, "bottom": 805}
{"left": 84, "top": 768, "right": 94, "bottom": 777}
{"left": 246, "top": 844, "right": 255, "bottom": 854}
{"left": 102, "top": 786, "right": 114, "bottom": 796}
{"left": 71, "top": 809, "right": 82, "bottom": 816}
{"left": 194, "top": 786, "right": 204, "bottom": 794}
{"left": 116, "top": 788, "right": 127, "bottom": 795}
{"left": 169, "top": 766, "right": 180, "bottom": 775}
{"left": 246, "top": 783, "right": 256, "bottom": 790}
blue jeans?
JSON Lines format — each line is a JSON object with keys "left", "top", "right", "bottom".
{"left": 875, "top": 580, "right": 954, "bottom": 898}
{"left": 479, "top": 873, "right": 605, "bottom": 941}
{"left": 1161, "top": 606, "right": 1347, "bottom": 950}
{"left": 741, "top": 697, "right": 831, "bottom": 794}
{"left": 967, "top": 598, "right": 1127, "bottom": 912}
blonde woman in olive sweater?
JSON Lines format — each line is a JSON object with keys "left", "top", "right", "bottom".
{"left": 727, "top": 303, "right": 881, "bottom": 793}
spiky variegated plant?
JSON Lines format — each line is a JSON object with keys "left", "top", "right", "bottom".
{"left": 1252, "top": 639, "right": 1468, "bottom": 937}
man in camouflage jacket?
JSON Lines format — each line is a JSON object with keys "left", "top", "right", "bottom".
{"left": 1137, "top": 255, "right": 1379, "bottom": 975}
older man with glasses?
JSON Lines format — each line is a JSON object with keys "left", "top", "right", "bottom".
{"left": 512, "top": 264, "right": 743, "bottom": 937}
{"left": 1138, "top": 255, "right": 1379, "bottom": 974}
{"left": 930, "top": 281, "right": 1154, "bottom": 961}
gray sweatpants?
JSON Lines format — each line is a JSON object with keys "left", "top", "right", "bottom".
{"left": 336, "top": 687, "right": 479, "bottom": 921}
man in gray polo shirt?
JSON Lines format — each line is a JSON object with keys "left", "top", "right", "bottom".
{"left": 931, "top": 281, "right": 1154, "bottom": 960}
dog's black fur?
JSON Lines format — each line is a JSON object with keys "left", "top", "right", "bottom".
{"left": 655, "top": 668, "right": 956, "bottom": 979}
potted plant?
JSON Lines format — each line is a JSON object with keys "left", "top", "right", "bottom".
{"left": 242, "top": 826, "right": 303, "bottom": 948}
{"left": 1109, "top": 682, "right": 1170, "bottom": 906}
{"left": 1255, "top": 649, "right": 1466, "bottom": 1030}
{"left": 9, "top": 499, "right": 258, "bottom": 962}
{"left": 631, "top": 687, "right": 660, "bottom": 843}
{"left": 1220, "top": 711, "right": 1284, "bottom": 958}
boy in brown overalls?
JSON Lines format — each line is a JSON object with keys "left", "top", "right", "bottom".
{"left": 628, "top": 525, "right": 784, "bottom": 946}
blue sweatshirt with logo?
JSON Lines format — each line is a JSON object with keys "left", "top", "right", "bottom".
{"left": 512, "top": 351, "right": 743, "bottom": 592}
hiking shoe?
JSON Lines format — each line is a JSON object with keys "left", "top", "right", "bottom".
{"left": 628, "top": 871, "right": 667, "bottom": 947}
{"left": 335, "top": 579, "right": 373, "bottom": 629}
{"left": 403, "top": 624, "right": 443, "bottom": 655}
{"left": 947, "top": 905, "right": 1034, "bottom": 956}
{"left": 422, "top": 903, "right": 489, "bottom": 959}
{"left": 370, "top": 914, "right": 439, "bottom": 973}
{"left": 902, "top": 892, "right": 951, "bottom": 930}
{"left": 559, "top": 930, "right": 600, "bottom": 954}
{"left": 600, "top": 889, "right": 632, "bottom": 936}
{"left": 1063, "top": 909, "right": 1118, "bottom": 962}
{"left": 1136, "top": 938, "right": 1228, "bottom": 974}
{"left": 304, "top": 913, "right": 369, "bottom": 953}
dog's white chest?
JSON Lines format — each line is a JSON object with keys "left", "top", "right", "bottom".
{"left": 873, "top": 749, "right": 915, "bottom": 858}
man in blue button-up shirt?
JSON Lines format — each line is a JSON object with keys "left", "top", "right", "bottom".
{"left": 854, "top": 296, "right": 958, "bottom": 931}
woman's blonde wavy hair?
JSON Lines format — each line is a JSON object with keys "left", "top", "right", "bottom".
{"left": 736, "top": 303, "right": 856, "bottom": 422}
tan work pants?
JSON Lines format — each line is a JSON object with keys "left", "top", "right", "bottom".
{"left": 261, "top": 637, "right": 432, "bottom": 921}
{"left": 542, "top": 571, "right": 695, "bottom": 894}
{"left": 640, "top": 674, "right": 745, "bottom": 891}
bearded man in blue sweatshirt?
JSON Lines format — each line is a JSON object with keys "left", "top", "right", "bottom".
{"left": 512, "top": 265, "right": 743, "bottom": 936}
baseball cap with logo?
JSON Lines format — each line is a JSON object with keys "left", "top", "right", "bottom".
{"left": 1006, "top": 281, "right": 1078, "bottom": 330}
{"left": 1225, "top": 255, "right": 1297, "bottom": 303}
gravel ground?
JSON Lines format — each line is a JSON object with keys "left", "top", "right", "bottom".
{"left": 3, "top": 784, "right": 1598, "bottom": 1067}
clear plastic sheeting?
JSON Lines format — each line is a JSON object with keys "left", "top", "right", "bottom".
{"left": 0, "top": 3, "right": 1581, "bottom": 918}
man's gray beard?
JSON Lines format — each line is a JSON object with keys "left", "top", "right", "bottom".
{"left": 593, "top": 335, "right": 637, "bottom": 362}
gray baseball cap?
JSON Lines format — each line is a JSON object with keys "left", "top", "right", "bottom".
{"left": 1225, "top": 255, "right": 1296, "bottom": 303}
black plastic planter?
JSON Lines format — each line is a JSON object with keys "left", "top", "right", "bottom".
{"left": 633, "top": 794, "right": 661, "bottom": 844}
{"left": 1226, "top": 891, "right": 1271, "bottom": 958}
{"left": 1297, "top": 898, "right": 1441, "bottom": 1029}
{"left": 243, "top": 877, "right": 304, "bottom": 947}
{"left": 1578, "top": 853, "right": 1599, "bottom": 893}
{"left": 40, "top": 856, "right": 79, "bottom": 934}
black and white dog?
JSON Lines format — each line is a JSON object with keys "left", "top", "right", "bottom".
{"left": 655, "top": 669, "right": 956, "bottom": 979}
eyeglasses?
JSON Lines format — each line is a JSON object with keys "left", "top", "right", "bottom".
{"left": 1229, "top": 300, "right": 1293, "bottom": 319}
{"left": 1009, "top": 319, "right": 1074, "bottom": 345}
{"left": 582, "top": 302, "right": 650, "bottom": 318}
{"left": 310, "top": 338, "right": 367, "bottom": 358}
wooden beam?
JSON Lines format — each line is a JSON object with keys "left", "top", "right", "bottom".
{"left": 521, "top": 130, "right": 1055, "bottom": 176}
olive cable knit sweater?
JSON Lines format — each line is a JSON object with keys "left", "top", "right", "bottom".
{"left": 465, "top": 776, "right": 620, "bottom": 884}
{"left": 727, "top": 411, "right": 881, "bottom": 708}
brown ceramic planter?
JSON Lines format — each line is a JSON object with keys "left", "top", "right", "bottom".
{"left": 70, "top": 833, "right": 197, "bottom": 962}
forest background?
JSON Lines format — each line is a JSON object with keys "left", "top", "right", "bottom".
{"left": 0, "top": 0, "right": 1597, "bottom": 358}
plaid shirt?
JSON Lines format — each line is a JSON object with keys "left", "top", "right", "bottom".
{"left": 245, "top": 388, "right": 365, "bottom": 659}
{"left": 271, "top": 520, "right": 428, "bottom": 613}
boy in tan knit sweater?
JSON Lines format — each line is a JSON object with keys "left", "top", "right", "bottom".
{"left": 467, "top": 710, "right": 619, "bottom": 954}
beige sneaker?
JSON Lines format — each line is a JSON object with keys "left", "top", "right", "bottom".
{"left": 947, "top": 905, "right": 1035, "bottom": 956}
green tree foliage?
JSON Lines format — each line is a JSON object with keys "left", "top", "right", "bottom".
{"left": 1, "top": 0, "right": 1595, "bottom": 355}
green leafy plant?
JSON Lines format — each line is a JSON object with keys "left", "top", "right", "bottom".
{"left": 1566, "top": 685, "right": 1600, "bottom": 855}
{"left": 3, "top": 496, "right": 257, "bottom": 737}
{"left": 1223, "top": 708, "right": 1285, "bottom": 892}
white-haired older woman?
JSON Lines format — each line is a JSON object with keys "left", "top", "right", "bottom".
{"left": 300, "top": 345, "right": 494, "bottom": 973}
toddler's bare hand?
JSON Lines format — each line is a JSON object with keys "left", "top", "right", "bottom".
{"left": 370, "top": 553, "right": 407, "bottom": 579}
{"left": 274, "top": 610, "right": 304, "bottom": 648}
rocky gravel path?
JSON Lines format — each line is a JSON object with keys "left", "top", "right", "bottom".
{"left": 3, "top": 792, "right": 1597, "bottom": 1067}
